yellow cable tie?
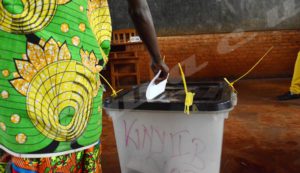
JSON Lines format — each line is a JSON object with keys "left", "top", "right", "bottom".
{"left": 224, "top": 77, "right": 238, "bottom": 94}
{"left": 184, "top": 92, "right": 195, "bottom": 115}
{"left": 111, "top": 89, "right": 124, "bottom": 97}
{"left": 99, "top": 74, "right": 123, "bottom": 97}
{"left": 99, "top": 48, "right": 122, "bottom": 97}
{"left": 178, "top": 63, "right": 188, "bottom": 93}
{"left": 224, "top": 46, "right": 274, "bottom": 93}
{"left": 232, "top": 46, "right": 274, "bottom": 84}
{"left": 178, "top": 63, "right": 195, "bottom": 115}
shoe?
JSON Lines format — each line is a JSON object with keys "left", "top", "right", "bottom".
{"left": 277, "top": 92, "right": 300, "bottom": 101}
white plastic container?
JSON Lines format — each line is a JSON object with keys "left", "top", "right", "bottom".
{"left": 104, "top": 82, "right": 236, "bottom": 173}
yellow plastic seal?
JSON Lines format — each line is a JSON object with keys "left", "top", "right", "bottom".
{"left": 99, "top": 74, "right": 123, "bottom": 97}
{"left": 178, "top": 63, "right": 195, "bottom": 115}
{"left": 224, "top": 46, "right": 274, "bottom": 93}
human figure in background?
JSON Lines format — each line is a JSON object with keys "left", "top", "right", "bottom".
{"left": 0, "top": 0, "right": 168, "bottom": 172}
{"left": 278, "top": 53, "right": 300, "bottom": 100}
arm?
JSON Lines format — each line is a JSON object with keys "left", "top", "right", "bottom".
{"left": 126, "top": 0, "right": 169, "bottom": 80}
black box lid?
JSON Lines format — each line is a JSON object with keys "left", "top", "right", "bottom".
{"left": 104, "top": 81, "right": 234, "bottom": 112}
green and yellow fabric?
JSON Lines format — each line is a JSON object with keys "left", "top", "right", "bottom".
{"left": 0, "top": 0, "right": 111, "bottom": 157}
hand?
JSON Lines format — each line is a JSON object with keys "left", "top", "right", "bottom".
{"left": 151, "top": 60, "right": 169, "bottom": 84}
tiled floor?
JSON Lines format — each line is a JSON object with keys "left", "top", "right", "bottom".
{"left": 101, "top": 79, "right": 300, "bottom": 173}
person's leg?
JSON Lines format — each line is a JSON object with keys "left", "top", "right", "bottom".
{"left": 278, "top": 52, "right": 300, "bottom": 100}
{"left": 290, "top": 52, "right": 300, "bottom": 94}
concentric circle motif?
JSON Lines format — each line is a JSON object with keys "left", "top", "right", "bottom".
{"left": 26, "top": 60, "right": 97, "bottom": 141}
{"left": 0, "top": 0, "right": 58, "bottom": 34}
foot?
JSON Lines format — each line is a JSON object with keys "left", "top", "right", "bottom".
{"left": 277, "top": 92, "right": 300, "bottom": 101}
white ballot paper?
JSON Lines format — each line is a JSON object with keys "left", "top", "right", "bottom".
{"left": 146, "top": 70, "right": 169, "bottom": 100}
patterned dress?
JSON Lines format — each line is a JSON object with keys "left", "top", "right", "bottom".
{"left": 0, "top": 0, "right": 111, "bottom": 172}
